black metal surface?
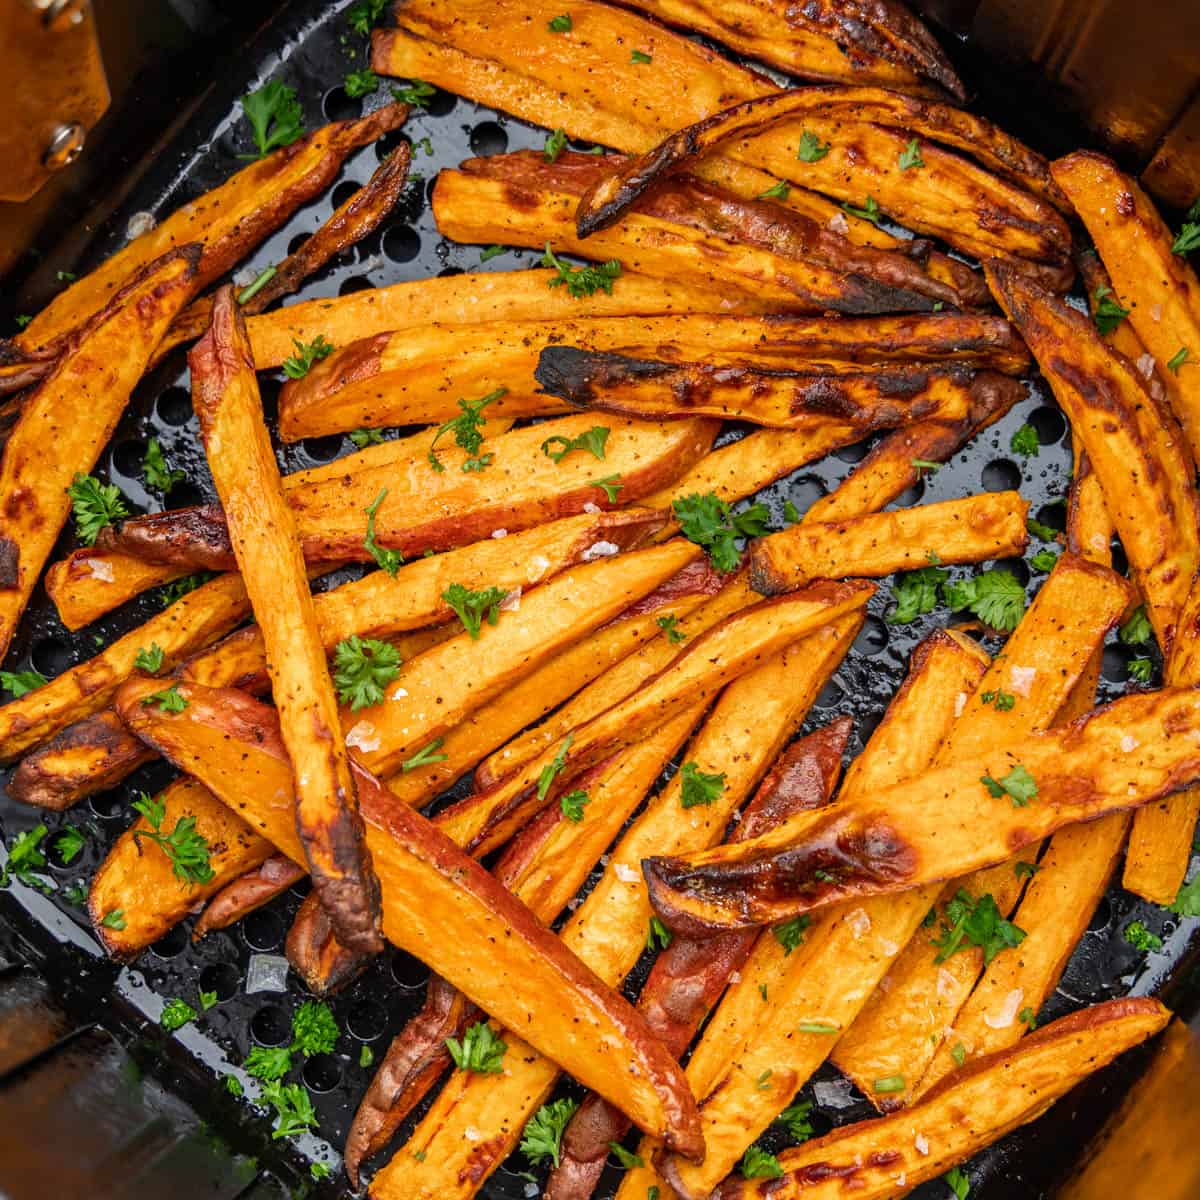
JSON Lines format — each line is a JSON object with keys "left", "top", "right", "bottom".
{"left": 0, "top": 1, "right": 1197, "bottom": 1198}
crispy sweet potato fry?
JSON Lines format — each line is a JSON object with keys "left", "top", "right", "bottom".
{"left": 46, "top": 553, "right": 188, "bottom": 631}
{"left": 374, "top": 616, "right": 861, "bottom": 1200}
{"left": 192, "top": 854, "right": 306, "bottom": 940}
{"left": 615, "top": 0, "right": 964, "bottom": 98}
{"left": 0, "top": 247, "right": 199, "bottom": 664}
{"left": 89, "top": 777, "right": 272, "bottom": 959}
{"left": 151, "top": 144, "right": 413, "bottom": 368}
{"left": 0, "top": 571, "right": 253, "bottom": 762}
{"left": 96, "top": 415, "right": 715, "bottom": 570}
{"left": 1078, "top": 249, "right": 1163, "bottom": 400}
{"left": 713, "top": 998, "right": 1170, "bottom": 1200}
{"left": 116, "top": 679, "right": 703, "bottom": 1157}
{"left": 645, "top": 682, "right": 1200, "bottom": 935}
{"left": 280, "top": 310, "right": 1029, "bottom": 440}
{"left": 435, "top": 580, "right": 874, "bottom": 857}
{"left": 435, "top": 153, "right": 966, "bottom": 314}
{"left": 749, "top": 491, "right": 1028, "bottom": 594}
{"left": 577, "top": 85, "right": 1067, "bottom": 242}
{"left": 1052, "top": 152, "right": 1200, "bottom": 466}
{"left": 7, "top": 106, "right": 408, "bottom": 358}
{"left": 620, "top": 628, "right": 989, "bottom": 1200}
{"left": 547, "top": 718, "right": 851, "bottom": 1200}
{"left": 285, "top": 889, "right": 373, "bottom": 996}
{"left": 191, "top": 286, "right": 382, "bottom": 954}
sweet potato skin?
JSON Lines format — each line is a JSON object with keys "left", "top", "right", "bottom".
{"left": 713, "top": 998, "right": 1170, "bottom": 1199}
{"left": 191, "top": 286, "right": 382, "bottom": 955}
{"left": 749, "top": 492, "right": 1028, "bottom": 594}
{"left": 285, "top": 890, "right": 374, "bottom": 996}
{"left": 115, "top": 678, "right": 703, "bottom": 1158}
{"left": 192, "top": 854, "right": 306, "bottom": 940}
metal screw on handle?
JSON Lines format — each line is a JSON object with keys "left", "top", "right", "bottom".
{"left": 42, "top": 122, "right": 86, "bottom": 170}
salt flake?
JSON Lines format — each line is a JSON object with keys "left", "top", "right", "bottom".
{"left": 581, "top": 540, "right": 619, "bottom": 561}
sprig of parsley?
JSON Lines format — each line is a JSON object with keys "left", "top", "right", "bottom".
{"left": 0, "top": 824, "right": 53, "bottom": 893}
{"left": 240, "top": 80, "right": 305, "bottom": 159}
{"left": 428, "top": 388, "right": 505, "bottom": 472}
{"left": 774, "top": 1098, "right": 815, "bottom": 1142}
{"left": 132, "top": 790, "right": 213, "bottom": 884}
{"left": 944, "top": 569, "right": 1026, "bottom": 632}
{"left": 520, "top": 1097, "right": 579, "bottom": 1167}
{"left": 282, "top": 335, "right": 335, "bottom": 379}
{"left": 161, "top": 998, "right": 198, "bottom": 1032}
{"left": 261, "top": 1080, "right": 318, "bottom": 1139}
{"left": 142, "top": 438, "right": 185, "bottom": 495}
{"left": 656, "top": 614, "right": 685, "bottom": 644}
{"left": 679, "top": 761, "right": 725, "bottom": 809}
{"left": 390, "top": 80, "right": 435, "bottom": 108}
{"left": 1010, "top": 423, "right": 1040, "bottom": 457}
{"left": 887, "top": 564, "right": 947, "bottom": 624}
{"left": 740, "top": 1145, "right": 784, "bottom": 1180}
{"left": 931, "top": 889, "right": 1025, "bottom": 965}
{"left": 446, "top": 1021, "right": 507, "bottom": 1074}
{"left": 134, "top": 643, "right": 165, "bottom": 674}
{"left": 796, "top": 130, "right": 830, "bottom": 162}
{"left": 333, "top": 635, "right": 402, "bottom": 710}
{"left": 363, "top": 489, "right": 403, "bottom": 575}
{"left": 672, "top": 492, "right": 768, "bottom": 572}
{"left": 1119, "top": 605, "right": 1153, "bottom": 645}
{"left": 773, "top": 915, "right": 811, "bottom": 955}
{"left": 1172, "top": 199, "right": 1200, "bottom": 256}
{"left": 1128, "top": 656, "right": 1154, "bottom": 684}
{"left": 541, "top": 425, "right": 609, "bottom": 463}
{"left": 945, "top": 1165, "right": 971, "bottom": 1199}
{"left": 141, "top": 685, "right": 188, "bottom": 714}
{"left": 1, "top": 668, "right": 47, "bottom": 697}
{"left": 541, "top": 243, "right": 622, "bottom": 298}
{"left": 898, "top": 139, "right": 924, "bottom": 170}
{"left": 443, "top": 582, "right": 506, "bottom": 639}
{"left": 981, "top": 764, "right": 1038, "bottom": 807}
{"left": 68, "top": 473, "right": 128, "bottom": 544}
{"left": 1092, "top": 285, "right": 1130, "bottom": 334}
{"left": 560, "top": 790, "right": 589, "bottom": 822}
{"left": 346, "top": 0, "right": 387, "bottom": 35}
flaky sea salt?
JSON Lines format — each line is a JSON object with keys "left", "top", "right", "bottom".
{"left": 614, "top": 863, "right": 639, "bottom": 883}
{"left": 1009, "top": 666, "right": 1036, "bottom": 696}
{"left": 914, "top": 1133, "right": 930, "bottom": 1155}
{"left": 87, "top": 558, "right": 115, "bottom": 582}
{"left": 1120, "top": 734, "right": 1139, "bottom": 751}
{"left": 346, "top": 721, "right": 380, "bottom": 752}
{"left": 491, "top": 528, "right": 508, "bottom": 539}
{"left": 581, "top": 540, "right": 620, "bottom": 561}
{"left": 126, "top": 211, "right": 157, "bottom": 240}
{"left": 984, "top": 988, "right": 1024, "bottom": 1029}
{"left": 527, "top": 555, "right": 551, "bottom": 582}
{"left": 499, "top": 587, "right": 522, "bottom": 612}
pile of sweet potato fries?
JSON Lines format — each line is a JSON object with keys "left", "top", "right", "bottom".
{"left": 1, "top": 0, "right": 1198, "bottom": 1196}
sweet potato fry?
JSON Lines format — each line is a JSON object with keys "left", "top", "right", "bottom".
{"left": 749, "top": 492, "right": 1028, "bottom": 594}
{"left": 89, "top": 778, "right": 272, "bottom": 959}
{"left": 192, "top": 854, "right": 305, "bottom": 940}
{"left": 536, "top": 347, "right": 998, "bottom": 430}
{"left": 614, "top": 0, "right": 965, "bottom": 98}
{"left": 190, "top": 286, "right": 382, "bottom": 954}
{"left": 712, "top": 998, "right": 1170, "bottom": 1200}
{"left": 95, "top": 415, "right": 715, "bottom": 571}
{"left": 0, "top": 571, "right": 253, "bottom": 762}
{"left": 285, "top": 890, "right": 373, "bottom": 997}
{"left": 1051, "top": 152, "right": 1200, "bottom": 466}
{"left": 0, "top": 246, "right": 199, "bottom": 664}
{"left": 577, "top": 85, "right": 1067, "bottom": 243}
{"left": 546, "top": 718, "right": 851, "bottom": 1200}
{"left": 280, "top": 310, "right": 1029, "bottom": 441}
{"left": 1078, "top": 249, "right": 1163, "bottom": 400}
{"left": 620, "top": 628, "right": 989, "bottom": 1200}
{"left": 45, "top": 553, "right": 188, "bottom": 632}
{"left": 115, "top": 679, "right": 702, "bottom": 1157}
{"left": 435, "top": 580, "right": 874, "bottom": 857}
{"left": 645, "top": 682, "right": 1200, "bottom": 935}
{"left": 434, "top": 153, "right": 965, "bottom": 314}
{"left": 9, "top": 105, "right": 408, "bottom": 358}
{"left": 151, "top": 144, "right": 413, "bottom": 368}
{"left": 373, "top": 616, "right": 861, "bottom": 1200}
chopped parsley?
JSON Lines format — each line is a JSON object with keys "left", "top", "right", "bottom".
{"left": 755, "top": 1069, "right": 773, "bottom": 1090}
{"left": 428, "top": 387, "right": 505, "bottom": 472}
{"left": 520, "top": 1097, "right": 579, "bottom": 1167}
{"left": 1026, "top": 516, "right": 1060, "bottom": 541}
{"left": 1119, "top": 605, "right": 1154, "bottom": 644}
{"left": 796, "top": 131, "right": 830, "bottom": 163}
{"left": 1014, "top": 860, "right": 1040, "bottom": 879}
{"left": 740, "top": 1145, "right": 784, "bottom": 1179}
{"left": 1019, "top": 1006, "right": 1038, "bottom": 1030}
{"left": 630, "top": 49, "right": 652, "bottom": 64}
{"left": 262, "top": 1080, "right": 318, "bottom": 1139}
{"left": 282, "top": 335, "right": 335, "bottom": 379}
{"left": 887, "top": 564, "right": 947, "bottom": 624}
{"left": 538, "top": 734, "right": 574, "bottom": 800}
{"left": 446, "top": 1021, "right": 507, "bottom": 1074}
{"left": 773, "top": 915, "right": 811, "bottom": 955}
{"left": 292, "top": 999, "right": 339, "bottom": 1056}
{"left": 100, "top": 908, "right": 126, "bottom": 930}
{"left": 349, "top": 427, "right": 385, "bottom": 449}
{"left": 359, "top": 1044, "right": 374, "bottom": 1068}
{"left": 646, "top": 915, "right": 673, "bottom": 950}
{"left": 134, "top": 643, "right": 165, "bottom": 674}
{"left": 161, "top": 998, "right": 198, "bottom": 1033}
{"left": 950, "top": 1041, "right": 967, "bottom": 1065}
{"left": 479, "top": 245, "right": 507, "bottom": 262}
{"left": 244, "top": 1046, "right": 292, "bottom": 1081}
{"left": 945, "top": 1165, "right": 971, "bottom": 1199}
{"left": 401, "top": 738, "right": 447, "bottom": 772}
{"left": 142, "top": 438, "right": 185, "bottom": 494}
{"left": 390, "top": 80, "right": 436, "bottom": 108}
{"left": 132, "top": 790, "right": 213, "bottom": 884}
{"left": 1124, "top": 920, "right": 1162, "bottom": 952}
{"left": 343, "top": 69, "right": 378, "bottom": 98}
{"left": 0, "top": 824, "right": 53, "bottom": 893}
{"left": 543, "top": 127, "right": 568, "bottom": 163}
{"left": 774, "top": 1098, "right": 815, "bottom": 1142}
{"left": 842, "top": 195, "right": 881, "bottom": 224}
{"left": 239, "top": 80, "right": 305, "bottom": 159}
{"left": 932, "top": 889, "right": 1026, "bottom": 965}
{"left": 944, "top": 569, "right": 1026, "bottom": 632}
{"left": 980, "top": 764, "right": 1038, "bottom": 807}
{"left": 443, "top": 582, "right": 506, "bottom": 639}
{"left": 1170, "top": 869, "right": 1200, "bottom": 916}
{"left": 873, "top": 1074, "right": 906, "bottom": 1094}
{"left": 783, "top": 499, "right": 802, "bottom": 522}
{"left": 55, "top": 826, "right": 85, "bottom": 864}
{"left": 1172, "top": 201, "right": 1200, "bottom": 256}
{"left": 140, "top": 685, "right": 188, "bottom": 714}
{"left": 980, "top": 689, "right": 1015, "bottom": 711}
{"left": 758, "top": 180, "right": 790, "bottom": 201}
{"left": 898, "top": 139, "right": 924, "bottom": 170}
{"left": 1092, "top": 285, "right": 1130, "bottom": 334}
{"left": 1010, "top": 423, "right": 1040, "bottom": 457}
{"left": 333, "top": 635, "right": 402, "bottom": 710}
{"left": 541, "top": 243, "right": 622, "bottom": 298}
{"left": 679, "top": 761, "right": 726, "bottom": 809}
{"left": 68, "top": 473, "right": 128, "bottom": 544}
{"left": 541, "top": 425, "right": 609, "bottom": 463}
{"left": 588, "top": 473, "right": 623, "bottom": 502}
{"left": 346, "top": 0, "right": 386, "bottom": 35}
{"left": 656, "top": 614, "right": 685, "bottom": 644}
{"left": 363, "top": 489, "right": 403, "bottom": 575}
{"left": 548, "top": 13, "right": 573, "bottom": 32}
{"left": 1, "top": 668, "right": 47, "bottom": 697}
{"left": 1168, "top": 347, "right": 1190, "bottom": 373}
{"left": 560, "top": 789, "right": 589, "bottom": 822}
{"left": 1128, "top": 656, "right": 1154, "bottom": 684}
{"left": 672, "top": 492, "right": 768, "bottom": 572}
{"left": 159, "top": 572, "right": 215, "bottom": 607}
{"left": 1030, "top": 549, "right": 1058, "bottom": 573}
{"left": 200, "top": 990, "right": 218, "bottom": 1011}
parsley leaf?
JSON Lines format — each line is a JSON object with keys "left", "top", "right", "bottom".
{"left": 980, "top": 764, "right": 1038, "bottom": 807}
{"left": 132, "top": 790, "right": 213, "bottom": 884}
{"left": 656, "top": 614, "right": 685, "bottom": 644}
{"left": 1120, "top": 606, "right": 1153, "bottom": 644}
{"left": 588, "top": 473, "right": 623, "bottom": 502}
{"left": 758, "top": 179, "right": 790, "bottom": 201}
{"left": 679, "top": 761, "right": 725, "bottom": 809}
{"left": 0, "top": 824, "right": 53, "bottom": 893}
{"left": 1030, "top": 549, "right": 1058, "bottom": 573}
{"left": 333, "top": 635, "right": 402, "bottom": 710}
{"left": 1172, "top": 219, "right": 1200, "bottom": 257}
{"left": 359, "top": 1044, "right": 374, "bottom": 1067}
{"left": 244, "top": 1046, "right": 293, "bottom": 1081}
{"left": 774, "top": 1098, "right": 815, "bottom": 1142}
{"left": 446, "top": 1021, "right": 507, "bottom": 1074}
{"left": 932, "top": 889, "right": 1026, "bottom": 965}
{"left": 1027, "top": 516, "right": 1060, "bottom": 541}
{"left": 282, "top": 335, "right": 335, "bottom": 379}
{"left": 363, "top": 488, "right": 403, "bottom": 575}
{"left": 541, "top": 243, "right": 622, "bottom": 298}
{"left": 672, "top": 492, "right": 767, "bottom": 572}
{"left": 548, "top": 13, "right": 573, "bottom": 32}
{"left": 344, "top": 68, "right": 378, "bottom": 98}
{"left": 140, "top": 685, "right": 188, "bottom": 714}
{"left": 261, "top": 1080, "right": 317, "bottom": 1139}
{"left": 1010, "top": 423, "right": 1040, "bottom": 457}
{"left": 292, "top": 1000, "right": 339, "bottom": 1056}
{"left": 887, "top": 564, "right": 947, "bottom": 624}
{"left": 773, "top": 915, "right": 811, "bottom": 955}
{"left": 646, "top": 915, "right": 672, "bottom": 950}
{"left": 1168, "top": 346, "right": 1190, "bottom": 373}
{"left": 944, "top": 569, "right": 1026, "bottom": 632}
{"left": 874, "top": 1073, "right": 906, "bottom": 1093}
{"left": 68, "top": 473, "right": 128, "bottom": 544}
{"left": 981, "top": 689, "right": 1015, "bottom": 711}
{"left": 346, "top": 0, "right": 387, "bottom": 35}
{"left": 541, "top": 425, "right": 609, "bottom": 463}
{"left": 479, "top": 244, "right": 507, "bottom": 262}
{"left": 950, "top": 1041, "right": 967, "bottom": 1065}
{"left": 1128, "top": 656, "right": 1154, "bottom": 684}
{"left": 1171, "top": 869, "right": 1200, "bottom": 916}
{"left": 1, "top": 668, "right": 47, "bottom": 697}
{"left": 796, "top": 130, "right": 830, "bottom": 162}
{"left": 630, "top": 49, "right": 652, "bottom": 64}
{"left": 401, "top": 738, "right": 446, "bottom": 771}
{"left": 842, "top": 195, "right": 881, "bottom": 224}
{"left": 945, "top": 1164, "right": 971, "bottom": 1199}
{"left": 740, "top": 1145, "right": 784, "bottom": 1180}
{"left": 538, "top": 733, "right": 574, "bottom": 801}
{"left": 161, "top": 998, "right": 198, "bottom": 1032}
{"left": 142, "top": 438, "right": 185, "bottom": 494}
{"left": 389, "top": 80, "right": 435, "bottom": 108}
{"left": 428, "top": 387, "right": 505, "bottom": 472}
{"left": 349, "top": 427, "right": 385, "bottom": 449}
{"left": 520, "top": 1097, "right": 579, "bottom": 1167}
{"left": 443, "top": 582, "right": 506, "bottom": 639}
{"left": 544, "top": 127, "right": 568, "bottom": 163}
{"left": 560, "top": 789, "right": 589, "bottom": 822}
{"left": 1124, "top": 920, "right": 1163, "bottom": 952}
{"left": 898, "top": 139, "right": 924, "bottom": 170}
{"left": 200, "top": 990, "right": 218, "bottom": 1010}
{"left": 134, "top": 643, "right": 165, "bottom": 674}
{"left": 1014, "top": 860, "right": 1040, "bottom": 879}
{"left": 100, "top": 908, "right": 126, "bottom": 929}
{"left": 240, "top": 80, "right": 305, "bottom": 159}
{"left": 55, "top": 827, "right": 85, "bottom": 864}
{"left": 1092, "top": 285, "right": 1130, "bottom": 335}
{"left": 159, "top": 572, "right": 215, "bottom": 607}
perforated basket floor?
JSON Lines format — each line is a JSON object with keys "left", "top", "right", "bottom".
{"left": 0, "top": 1, "right": 1198, "bottom": 1197}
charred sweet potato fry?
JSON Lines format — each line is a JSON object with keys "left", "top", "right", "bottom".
{"left": 89, "top": 778, "right": 272, "bottom": 959}
{"left": 713, "top": 999, "right": 1170, "bottom": 1200}
{"left": 435, "top": 580, "right": 873, "bottom": 857}
{"left": 285, "top": 890, "right": 374, "bottom": 996}
{"left": 547, "top": 718, "right": 851, "bottom": 1200}
{"left": 435, "top": 153, "right": 967, "bottom": 314}
{"left": 0, "top": 247, "right": 199, "bottom": 665}
{"left": 280, "top": 310, "right": 1028, "bottom": 441}
{"left": 190, "top": 286, "right": 382, "bottom": 955}
{"left": 749, "top": 492, "right": 1028, "bottom": 594}
{"left": 614, "top": 0, "right": 964, "bottom": 98}
{"left": 1051, "top": 152, "right": 1200, "bottom": 467}
{"left": 8, "top": 105, "right": 408, "bottom": 358}
{"left": 94, "top": 415, "right": 715, "bottom": 571}
{"left": 192, "top": 854, "right": 306, "bottom": 940}
{"left": 115, "top": 678, "right": 703, "bottom": 1158}
{"left": 374, "top": 617, "right": 861, "bottom": 1200}
{"left": 645, "top": 683, "right": 1200, "bottom": 936}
